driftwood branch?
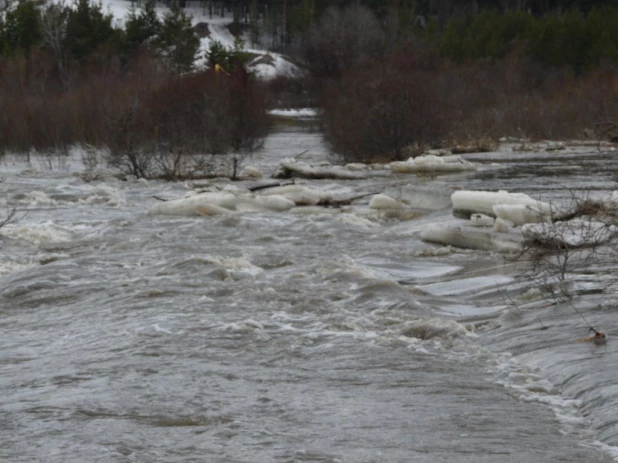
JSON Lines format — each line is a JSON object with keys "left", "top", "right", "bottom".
{"left": 247, "top": 181, "right": 295, "bottom": 192}
{"left": 293, "top": 150, "right": 309, "bottom": 160}
{"left": 318, "top": 191, "right": 379, "bottom": 208}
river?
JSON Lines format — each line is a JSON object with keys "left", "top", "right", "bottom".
{"left": 1, "top": 126, "right": 617, "bottom": 462}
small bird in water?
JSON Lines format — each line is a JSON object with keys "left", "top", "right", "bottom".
{"left": 574, "top": 327, "right": 607, "bottom": 345}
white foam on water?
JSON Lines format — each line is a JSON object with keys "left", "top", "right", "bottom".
{"left": 335, "top": 213, "right": 378, "bottom": 229}
{"left": 77, "top": 185, "right": 128, "bottom": 207}
{"left": 14, "top": 190, "right": 57, "bottom": 207}
{"left": 0, "top": 259, "right": 33, "bottom": 276}
{"left": 489, "top": 352, "right": 604, "bottom": 451}
{"left": 218, "top": 319, "right": 266, "bottom": 334}
{"left": 319, "top": 255, "right": 393, "bottom": 283}
{"left": 152, "top": 323, "right": 174, "bottom": 335}
{"left": 205, "top": 255, "right": 265, "bottom": 280}
{"left": 591, "top": 441, "right": 618, "bottom": 460}
{"left": 2, "top": 221, "right": 72, "bottom": 246}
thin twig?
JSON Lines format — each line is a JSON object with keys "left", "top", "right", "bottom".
{"left": 293, "top": 150, "right": 309, "bottom": 160}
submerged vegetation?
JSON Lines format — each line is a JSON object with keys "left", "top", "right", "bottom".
{"left": 0, "top": 0, "right": 618, "bottom": 175}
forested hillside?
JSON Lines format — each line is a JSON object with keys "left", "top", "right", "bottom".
{"left": 1, "top": 0, "right": 618, "bottom": 176}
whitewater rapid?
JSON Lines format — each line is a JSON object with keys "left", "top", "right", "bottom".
{"left": 1, "top": 127, "right": 617, "bottom": 462}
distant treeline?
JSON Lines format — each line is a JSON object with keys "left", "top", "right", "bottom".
{"left": 438, "top": 8, "right": 618, "bottom": 73}
{"left": 0, "top": 0, "right": 201, "bottom": 74}
{"left": 1, "top": 0, "right": 618, "bottom": 172}
{"left": 3, "top": 0, "right": 618, "bottom": 73}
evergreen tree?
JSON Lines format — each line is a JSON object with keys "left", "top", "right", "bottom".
{"left": 64, "top": 0, "right": 115, "bottom": 60}
{"left": 439, "top": 18, "right": 475, "bottom": 63}
{"left": 585, "top": 6, "right": 618, "bottom": 66}
{"left": 123, "top": 1, "right": 161, "bottom": 55}
{"left": 2, "top": 0, "right": 42, "bottom": 54}
{"left": 157, "top": 1, "right": 200, "bottom": 73}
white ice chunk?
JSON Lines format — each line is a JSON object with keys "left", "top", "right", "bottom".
{"left": 259, "top": 185, "right": 332, "bottom": 206}
{"left": 369, "top": 194, "right": 405, "bottom": 210}
{"left": 493, "top": 203, "right": 551, "bottom": 226}
{"left": 248, "top": 194, "right": 296, "bottom": 211}
{"left": 195, "top": 203, "right": 233, "bottom": 216}
{"left": 274, "top": 159, "right": 366, "bottom": 180}
{"left": 241, "top": 166, "right": 263, "bottom": 178}
{"left": 470, "top": 213, "right": 494, "bottom": 227}
{"left": 345, "top": 163, "right": 371, "bottom": 171}
{"left": 149, "top": 191, "right": 295, "bottom": 216}
{"left": 452, "top": 190, "right": 553, "bottom": 218}
{"left": 149, "top": 192, "right": 238, "bottom": 216}
{"left": 493, "top": 217, "right": 512, "bottom": 233}
{"left": 389, "top": 154, "right": 476, "bottom": 174}
{"left": 420, "top": 223, "right": 523, "bottom": 251}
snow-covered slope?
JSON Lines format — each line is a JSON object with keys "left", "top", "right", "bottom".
{"left": 101, "top": 0, "right": 303, "bottom": 79}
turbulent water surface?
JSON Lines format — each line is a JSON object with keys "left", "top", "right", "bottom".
{"left": 2, "top": 128, "right": 618, "bottom": 462}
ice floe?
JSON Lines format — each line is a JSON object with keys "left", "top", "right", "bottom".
{"left": 369, "top": 194, "right": 405, "bottom": 210}
{"left": 273, "top": 159, "right": 367, "bottom": 180}
{"left": 258, "top": 184, "right": 333, "bottom": 206}
{"left": 149, "top": 185, "right": 338, "bottom": 216}
{"left": 388, "top": 154, "right": 477, "bottom": 174}
{"left": 419, "top": 188, "right": 618, "bottom": 252}
{"left": 420, "top": 223, "right": 524, "bottom": 252}
{"left": 452, "top": 189, "right": 554, "bottom": 220}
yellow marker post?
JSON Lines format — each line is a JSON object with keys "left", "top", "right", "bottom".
{"left": 214, "top": 64, "right": 229, "bottom": 76}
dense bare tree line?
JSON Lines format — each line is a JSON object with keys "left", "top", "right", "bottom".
{"left": 1, "top": 0, "right": 618, "bottom": 177}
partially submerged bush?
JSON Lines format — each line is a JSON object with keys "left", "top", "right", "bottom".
{"left": 508, "top": 193, "right": 618, "bottom": 304}
{"left": 0, "top": 43, "right": 270, "bottom": 179}
{"left": 321, "top": 52, "right": 449, "bottom": 163}
{"left": 107, "top": 66, "right": 270, "bottom": 179}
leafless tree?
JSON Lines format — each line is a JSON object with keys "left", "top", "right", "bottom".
{"left": 40, "top": 2, "right": 69, "bottom": 80}
{"left": 106, "top": 102, "right": 154, "bottom": 178}
{"left": 304, "top": 4, "right": 386, "bottom": 83}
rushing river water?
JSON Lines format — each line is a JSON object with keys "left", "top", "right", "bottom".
{"left": 2, "top": 126, "right": 618, "bottom": 462}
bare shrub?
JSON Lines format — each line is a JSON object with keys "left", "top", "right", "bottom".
{"left": 106, "top": 104, "right": 153, "bottom": 178}
{"left": 0, "top": 179, "right": 26, "bottom": 231}
{"left": 508, "top": 193, "right": 618, "bottom": 304}
{"left": 105, "top": 66, "right": 270, "bottom": 180}
{"left": 427, "top": 55, "right": 618, "bottom": 144}
{"left": 321, "top": 54, "right": 449, "bottom": 163}
{"left": 0, "top": 206, "right": 24, "bottom": 230}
